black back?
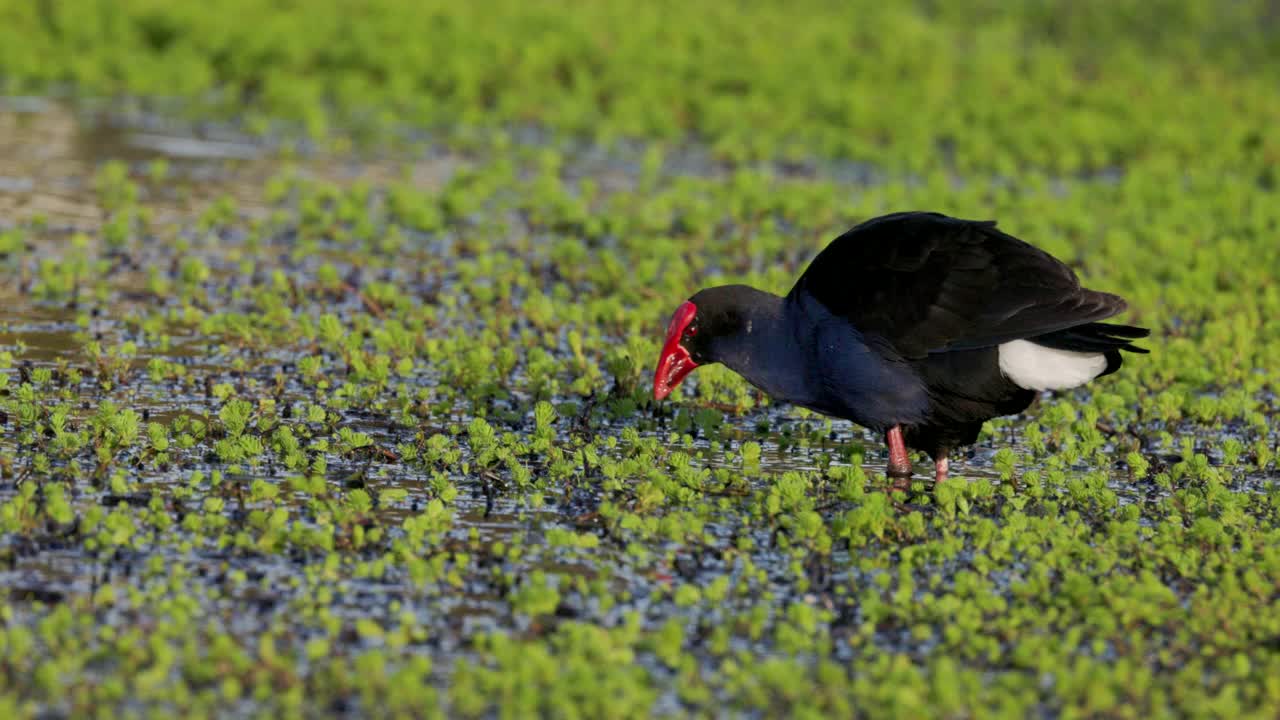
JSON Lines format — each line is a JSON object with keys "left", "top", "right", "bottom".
{"left": 787, "top": 212, "right": 1128, "bottom": 359}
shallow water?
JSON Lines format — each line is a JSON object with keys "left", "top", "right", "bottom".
{"left": 2, "top": 98, "right": 1279, "bottom": 718}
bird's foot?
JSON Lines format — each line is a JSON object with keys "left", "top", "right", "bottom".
{"left": 886, "top": 462, "right": 914, "bottom": 478}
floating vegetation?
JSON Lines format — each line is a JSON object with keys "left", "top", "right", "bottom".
{"left": 1, "top": 2, "right": 1279, "bottom": 718}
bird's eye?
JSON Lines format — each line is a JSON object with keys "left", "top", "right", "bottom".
{"left": 685, "top": 324, "right": 698, "bottom": 337}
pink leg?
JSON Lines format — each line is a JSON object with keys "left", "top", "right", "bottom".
{"left": 935, "top": 452, "right": 949, "bottom": 483}
{"left": 885, "top": 426, "right": 912, "bottom": 477}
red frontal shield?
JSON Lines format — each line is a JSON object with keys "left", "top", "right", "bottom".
{"left": 653, "top": 301, "right": 699, "bottom": 400}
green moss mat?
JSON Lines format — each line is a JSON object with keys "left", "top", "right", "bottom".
{"left": 0, "top": 2, "right": 1278, "bottom": 717}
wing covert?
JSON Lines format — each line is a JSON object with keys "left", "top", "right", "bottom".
{"left": 786, "top": 212, "right": 1124, "bottom": 358}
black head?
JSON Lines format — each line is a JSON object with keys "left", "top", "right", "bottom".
{"left": 653, "top": 284, "right": 774, "bottom": 400}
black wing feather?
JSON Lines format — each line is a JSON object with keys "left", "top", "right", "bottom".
{"left": 787, "top": 212, "right": 1129, "bottom": 358}
{"left": 1031, "top": 322, "right": 1151, "bottom": 354}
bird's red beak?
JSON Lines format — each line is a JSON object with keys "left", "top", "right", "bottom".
{"left": 653, "top": 301, "right": 699, "bottom": 401}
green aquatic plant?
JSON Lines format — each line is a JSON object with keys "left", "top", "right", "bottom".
{"left": 0, "top": 2, "right": 1278, "bottom": 717}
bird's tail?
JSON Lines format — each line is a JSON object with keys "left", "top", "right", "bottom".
{"left": 1029, "top": 322, "right": 1151, "bottom": 377}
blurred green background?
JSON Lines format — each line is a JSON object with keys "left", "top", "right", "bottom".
{"left": 3, "top": 0, "right": 1278, "bottom": 171}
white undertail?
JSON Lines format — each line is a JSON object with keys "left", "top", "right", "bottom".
{"left": 998, "top": 339, "right": 1107, "bottom": 391}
